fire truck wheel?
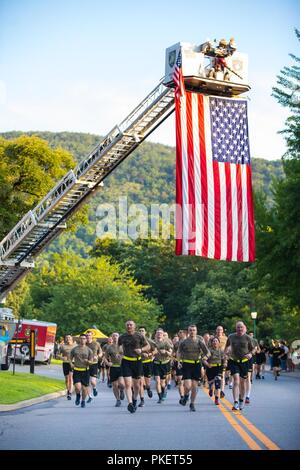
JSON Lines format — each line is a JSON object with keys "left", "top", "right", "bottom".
{"left": 20, "top": 343, "right": 30, "bottom": 356}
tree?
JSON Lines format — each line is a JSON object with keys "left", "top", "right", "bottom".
{"left": 20, "top": 251, "right": 161, "bottom": 336}
{"left": 256, "top": 28, "right": 300, "bottom": 306}
{"left": 0, "top": 135, "right": 75, "bottom": 239}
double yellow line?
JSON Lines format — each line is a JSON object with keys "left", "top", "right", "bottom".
{"left": 203, "top": 389, "right": 280, "bottom": 450}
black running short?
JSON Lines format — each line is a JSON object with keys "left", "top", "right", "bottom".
{"left": 256, "top": 353, "right": 266, "bottom": 365}
{"left": 153, "top": 362, "right": 168, "bottom": 379}
{"left": 121, "top": 358, "right": 143, "bottom": 379}
{"left": 73, "top": 369, "right": 90, "bottom": 387}
{"left": 228, "top": 359, "right": 249, "bottom": 379}
{"left": 62, "top": 363, "right": 73, "bottom": 376}
{"left": 182, "top": 362, "right": 201, "bottom": 381}
{"left": 206, "top": 365, "right": 223, "bottom": 382}
{"left": 89, "top": 363, "right": 98, "bottom": 378}
{"left": 142, "top": 361, "right": 153, "bottom": 378}
{"left": 110, "top": 366, "right": 122, "bottom": 383}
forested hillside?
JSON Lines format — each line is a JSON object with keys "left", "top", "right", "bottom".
{"left": 0, "top": 131, "right": 284, "bottom": 209}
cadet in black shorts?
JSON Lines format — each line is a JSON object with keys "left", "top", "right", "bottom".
{"left": 225, "top": 322, "right": 256, "bottom": 411}
{"left": 178, "top": 325, "right": 210, "bottom": 412}
{"left": 138, "top": 327, "right": 157, "bottom": 407}
{"left": 105, "top": 332, "right": 125, "bottom": 407}
{"left": 57, "top": 334, "right": 75, "bottom": 400}
{"left": 70, "top": 334, "right": 94, "bottom": 408}
{"left": 118, "top": 320, "right": 150, "bottom": 413}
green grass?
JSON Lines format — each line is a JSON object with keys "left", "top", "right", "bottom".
{"left": 0, "top": 372, "right": 65, "bottom": 404}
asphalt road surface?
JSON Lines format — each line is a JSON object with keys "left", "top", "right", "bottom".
{"left": 1, "top": 365, "right": 300, "bottom": 450}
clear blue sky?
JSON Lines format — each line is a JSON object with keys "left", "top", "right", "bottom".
{"left": 0, "top": 0, "right": 299, "bottom": 159}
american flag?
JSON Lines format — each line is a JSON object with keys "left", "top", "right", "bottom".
{"left": 175, "top": 91, "right": 255, "bottom": 262}
{"left": 173, "top": 50, "right": 185, "bottom": 100}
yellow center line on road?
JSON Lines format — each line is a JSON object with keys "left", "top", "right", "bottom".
{"left": 201, "top": 389, "right": 262, "bottom": 450}
{"left": 220, "top": 396, "right": 281, "bottom": 451}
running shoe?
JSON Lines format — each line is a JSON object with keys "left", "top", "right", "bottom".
{"left": 229, "top": 384, "right": 233, "bottom": 390}
{"left": 245, "top": 397, "right": 250, "bottom": 404}
{"left": 262, "top": 375, "right": 265, "bottom": 379}
{"left": 67, "top": 393, "right": 72, "bottom": 401}
{"left": 81, "top": 401, "right": 86, "bottom": 408}
{"left": 181, "top": 395, "right": 189, "bottom": 406}
{"left": 239, "top": 399, "right": 244, "bottom": 410}
{"left": 75, "top": 396, "right": 80, "bottom": 406}
{"left": 87, "top": 396, "right": 93, "bottom": 404}
{"left": 127, "top": 403, "right": 135, "bottom": 413}
{"left": 167, "top": 383, "right": 171, "bottom": 390}
{"left": 220, "top": 391, "right": 225, "bottom": 399}
{"left": 209, "top": 388, "right": 213, "bottom": 397}
{"left": 215, "top": 397, "right": 220, "bottom": 406}
{"left": 92, "top": 388, "right": 98, "bottom": 397}
{"left": 157, "top": 397, "right": 163, "bottom": 404}
{"left": 147, "top": 388, "right": 153, "bottom": 398}
{"left": 232, "top": 401, "right": 239, "bottom": 411}
{"left": 138, "top": 399, "right": 145, "bottom": 407}
{"left": 189, "top": 403, "right": 196, "bottom": 412}
{"left": 120, "top": 389, "right": 125, "bottom": 400}
{"left": 115, "top": 399, "right": 121, "bottom": 407}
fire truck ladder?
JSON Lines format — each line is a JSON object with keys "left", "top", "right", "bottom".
{"left": 0, "top": 79, "right": 175, "bottom": 300}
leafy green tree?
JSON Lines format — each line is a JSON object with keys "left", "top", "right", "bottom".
{"left": 187, "top": 285, "right": 232, "bottom": 332}
{"left": 21, "top": 252, "right": 161, "bottom": 336}
{"left": 256, "top": 28, "right": 300, "bottom": 306}
{"left": 0, "top": 135, "right": 74, "bottom": 239}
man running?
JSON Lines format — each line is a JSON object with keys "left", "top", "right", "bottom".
{"left": 86, "top": 331, "right": 102, "bottom": 402}
{"left": 225, "top": 321, "right": 256, "bottom": 411}
{"left": 245, "top": 331, "right": 259, "bottom": 404}
{"left": 269, "top": 340, "right": 285, "bottom": 381}
{"left": 153, "top": 329, "right": 173, "bottom": 403}
{"left": 104, "top": 332, "right": 125, "bottom": 407}
{"left": 70, "top": 334, "right": 94, "bottom": 408}
{"left": 203, "top": 336, "right": 226, "bottom": 406}
{"left": 138, "top": 326, "right": 157, "bottom": 407}
{"left": 118, "top": 320, "right": 150, "bottom": 413}
{"left": 173, "top": 329, "right": 187, "bottom": 403}
{"left": 178, "top": 325, "right": 210, "bottom": 412}
{"left": 57, "top": 334, "right": 75, "bottom": 400}
{"left": 215, "top": 326, "right": 228, "bottom": 398}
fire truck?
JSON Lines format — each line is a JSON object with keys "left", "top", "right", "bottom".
{"left": 10, "top": 319, "right": 57, "bottom": 364}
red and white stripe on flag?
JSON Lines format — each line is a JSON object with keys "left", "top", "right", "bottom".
{"left": 175, "top": 90, "right": 255, "bottom": 262}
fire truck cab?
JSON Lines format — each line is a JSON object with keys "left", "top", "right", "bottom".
{"left": 11, "top": 319, "right": 57, "bottom": 364}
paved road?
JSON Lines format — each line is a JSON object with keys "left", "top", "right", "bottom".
{"left": 1, "top": 365, "right": 300, "bottom": 450}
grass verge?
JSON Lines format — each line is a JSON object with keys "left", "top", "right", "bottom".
{"left": 0, "top": 372, "right": 65, "bottom": 404}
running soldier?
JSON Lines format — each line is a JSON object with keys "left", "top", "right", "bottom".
{"left": 138, "top": 326, "right": 157, "bottom": 407}
{"left": 86, "top": 331, "right": 102, "bottom": 402}
{"left": 104, "top": 332, "right": 125, "bottom": 407}
{"left": 57, "top": 334, "right": 75, "bottom": 400}
{"left": 225, "top": 322, "right": 256, "bottom": 411}
{"left": 153, "top": 329, "right": 173, "bottom": 403}
{"left": 203, "top": 337, "right": 226, "bottom": 406}
{"left": 118, "top": 320, "right": 150, "bottom": 413}
{"left": 70, "top": 334, "right": 94, "bottom": 408}
{"left": 178, "top": 325, "right": 210, "bottom": 412}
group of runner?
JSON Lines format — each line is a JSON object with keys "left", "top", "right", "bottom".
{"left": 57, "top": 318, "right": 284, "bottom": 413}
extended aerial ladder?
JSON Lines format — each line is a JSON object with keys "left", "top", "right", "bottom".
{"left": 0, "top": 40, "right": 250, "bottom": 300}
{"left": 0, "top": 79, "right": 175, "bottom": 300}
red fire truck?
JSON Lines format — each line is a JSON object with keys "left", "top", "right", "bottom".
{"left": 11, "top": 319, "right": 57, "bottom": 364}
